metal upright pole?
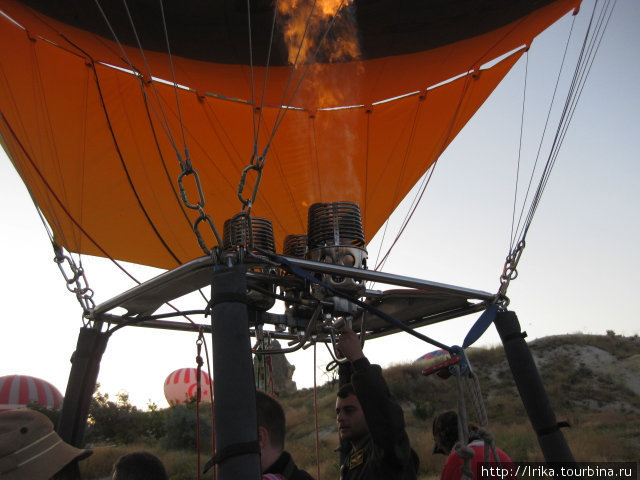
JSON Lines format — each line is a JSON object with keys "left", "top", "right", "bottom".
{"left": 55, "top": 326, "right": 109, "bottom": 479}
{"left": 57, "top": 326, "right": 109, "bottom": 445}
{"left": 494, "top": 310, "right": 575, "bottom": 463}
{"left": 210, "top": 264, "right": 261, "bottom": 479}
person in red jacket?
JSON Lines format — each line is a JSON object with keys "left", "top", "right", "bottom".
{"left": 433, "top": 410, "right": 516, "bottom": 480}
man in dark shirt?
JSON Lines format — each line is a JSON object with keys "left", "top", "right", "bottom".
{"left": 335, "top": 327, "right": 419, "bottom": 480}
{"left": 257, "top": 390, "right": 315, "bottom": 480}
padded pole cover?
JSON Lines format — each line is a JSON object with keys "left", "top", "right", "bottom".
{"left": 211, "top": 265, "right": 261, "bottom": 479}
{"left": 57, "top": 327, "right": 109, "bottom": 446}
{"left": 55, "top": 327, "right": 109, "bottom": 480}
{"left": 494, "top": 310, "right": 575, "bottom": 463}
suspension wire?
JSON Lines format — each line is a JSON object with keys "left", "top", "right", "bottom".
{"left": 509, "top": 53, "right": 529, "bottom": 252}
{"left": 238, "top": 0, "right": 349, "bottom": 215}
{"left": 372, "top": 94, "right": 427, "bottom": 272}
{"left": 158, "top": 0, "right": 190, "bottom": 163}
{"left": 94, "top": 0, "right": 182, "bottom": 161}
{"left": 265, "top": 0, "right": 320, "bottom": 141}
{"left": 158, "top": 0, "right": 224, "bottom": 251}
{"left": 260, "top": 0, "right": 348, "bottom": 159}
{"left": 100, "top": 0, "right": 219, "bottom": 251}
{"left": 251, "top": 0, "right": 281, "bottom": 153}
{"left": 510, "top": 18, "right": 577, "bottom": 250}
{"left": 60, "top": 9, "right": 194, "bottom": 240}
{"left": 245, "top": 0, "right": 258, "bottom": 155}
{"left": 374, "top": 66, "right": 478, "bottom": 272}
{"left": 25, "top": 133, "right": 198, "bottom": 327}
{"left": 63, "top": 37, "right": 186, "bottom": 264}
{"left": 101, "top": 0, "right": 223, "bottom": 252}
{"left": 15, "top": 177, "right": 99, "bottom": 323}
{"left": 139, "top": 85, "right": 195, "bottom": 229}
{"left": 373, "top": 164, "right": 435, "bottom": 273}
{"left": 5, "top": 122, "right": 199, "bottom": 331}
{"left": 500, "top": 0, "right": 615, "bottom": 303}
{"left": 237, "top": 0, "right": 282, "bottom": 215}
{"left": 1, "top": 114, "right": 139, "bottom": 280}
{"left": 515, "top": 0, "right": 614, "bottom": 247}
{"left": 17, "top": 36, "right": 83, "bottom": 248}
{"left": 369, "top": 95, "right": 436, "bottom": 272}
{"left": 374, "top": 161, "right": 438, "bottom": 272}
{"left": 3, "top": 108, "right": 206, "bottom": 329}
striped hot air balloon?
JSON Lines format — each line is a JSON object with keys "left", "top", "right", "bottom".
{"left": 164, "top": 368, "right": 212, "bottom": 407}
{"left": 0, "top": 375, "right": 64, "bottom": 412}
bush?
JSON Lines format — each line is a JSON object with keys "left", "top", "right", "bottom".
{"left": 163, "top": 401, "right": 212, "bottom": 452}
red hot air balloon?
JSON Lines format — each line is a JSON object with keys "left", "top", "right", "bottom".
{"left": 163, "top": 368, "right": 212, "bottom": 407}
{"left": 0, "top": 375, "right": 64, "bottom": 412}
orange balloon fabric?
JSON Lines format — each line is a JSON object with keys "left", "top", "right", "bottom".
{"left": 0, "top": 0, "right": 580, "bottom": 269}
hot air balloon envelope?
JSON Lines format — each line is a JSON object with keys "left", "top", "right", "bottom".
{"left": 164, "top": 368, "right": 212, "bottom": 406}
{"left": 0, "top": 374, "right": 64, "bottom": 411}
{"left": 0, "top": 0, "right": 581, "bottom": 269}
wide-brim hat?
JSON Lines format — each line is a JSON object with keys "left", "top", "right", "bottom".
{"left": 0, "top": 409, "right": 92, "bottom": 480}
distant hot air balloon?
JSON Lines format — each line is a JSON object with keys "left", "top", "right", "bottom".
{"left": 0, "top": 374, "right": 64, "bottom": 412}
{"left": 415, "top": 349, "right": 450, "bottom": 364}
{"left": 164, "top": 368, "right": 212, "bottom": 406}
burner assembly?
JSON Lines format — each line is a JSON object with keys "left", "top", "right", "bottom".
{"left": 93, "top": 201, "right": 495, "bottom": 347}
{"left": 306, "top": 201, "right": 368, "bottom": 303}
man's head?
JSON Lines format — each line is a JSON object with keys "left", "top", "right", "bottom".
{"left": 432, "top": 410, "right": 459, "bottom": 455}
{"left": 0, "top": 409, "right": 92, "bottom": 480}
{"left": 112, "top": 451, "right": 168, "bottom": 480}
{"left": 256, "top": 391, "right": 286, "bottom": 471}
{"left": 335, "top": 383, "right": 369, "bottom": 448}
{"left": 432, "top": 410, "right": 482, "bottom": 455}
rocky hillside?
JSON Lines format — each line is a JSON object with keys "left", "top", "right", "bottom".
{"left": 277, "top": 333, "right": 640, "bottom": 479}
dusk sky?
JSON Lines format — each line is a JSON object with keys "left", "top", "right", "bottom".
{"left": 1, "top": 0, "right": 638, "bottom": 408}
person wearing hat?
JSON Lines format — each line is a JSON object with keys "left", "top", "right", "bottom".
{"left": 432, "top": 410, "right": 515, "bottom": 480}
{"left": 0, "top": 409, "right": 92, "bottom": 480}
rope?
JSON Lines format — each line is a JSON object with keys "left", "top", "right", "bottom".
{"left": 201, "top": 329, "right": 216, "bottom": 480}
{"left": 453, "top": 365, "right": 473, "bottom": 480}
{"left": 466, "top": 371, "right": 502, "bottom": 466}
{"left": 313, "top": 342, "right": 321, "bottom": 480}
{"left": 195, "top": 333, "right": 204, "bottom": 480}
{"left": 449, "top": 352, "right": 504, "bottom": 478}
{"left": 374, "top": 64, "right": 478, "bottom": 272}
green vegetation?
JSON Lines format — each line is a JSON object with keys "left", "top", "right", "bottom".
{"left": 34, "top": 333, "right": 638, "bottom": 479}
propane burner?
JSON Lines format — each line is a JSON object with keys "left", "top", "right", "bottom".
{"left": 222, "top": 214, "right": 276, "bottom": 310}
{"left": 223, "top": 214, "right": 275, "bottom": 254}
{"left": 307, "top": 201, "right": 365, "bottom": 249}
{"left": 307, "top": 201, "right": 367, "bottom": 301}
{"left": 283, "top": 234, "right": 308, "bottom": 258}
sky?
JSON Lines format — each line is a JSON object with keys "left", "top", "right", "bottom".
{"left": 1, "top": 0, "right": 638, "bottom": 409}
